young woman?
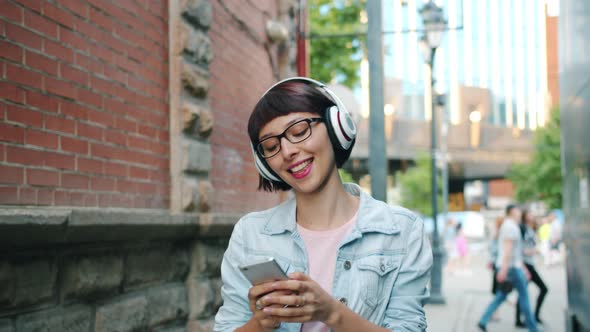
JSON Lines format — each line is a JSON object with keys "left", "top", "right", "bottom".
{"left": 214, "top": 77, "right": 433, "bottom": 332}
{"left": 515, "top": 210, "right": 548, "bottom": 327}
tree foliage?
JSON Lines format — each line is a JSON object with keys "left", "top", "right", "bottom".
{"left": 308, "top": 0, "right": 365, "bottom": 88}
{"left": 397, "top": 154, "right": 443, "bottom": 217}
{"left": 508, "top": 108, "right": 562, "bottom": 209}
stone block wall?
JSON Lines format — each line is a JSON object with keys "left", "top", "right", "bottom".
{"left": 0, "top": 208, "right": 234, "bottom": 331}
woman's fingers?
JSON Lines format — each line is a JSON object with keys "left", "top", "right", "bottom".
{"left": 260, "top": 293, "right": 307, "bottom": 307}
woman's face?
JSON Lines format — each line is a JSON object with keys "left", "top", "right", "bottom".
{"left": 259, "top": 112, "right": 337, "bottom": 194}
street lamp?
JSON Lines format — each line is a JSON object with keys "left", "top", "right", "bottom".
{"left": 419, "top": 0, "right": 447, "bottom": 305}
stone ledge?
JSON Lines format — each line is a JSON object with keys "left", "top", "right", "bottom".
{"left": 0, "top": 207, "right": 240, "bottom": 249}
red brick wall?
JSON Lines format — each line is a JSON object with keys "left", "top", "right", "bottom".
{"left": 0, "top": 0, "right": 170, "bottom": 208}
{"left": 209, "top": 1, "right": 284, "bottom": 213}
{"left": 546, "top": 13, "right": 559, "bottom": 107}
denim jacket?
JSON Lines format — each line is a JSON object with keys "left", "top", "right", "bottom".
{"left": 214, "top": 183, "right": 432, "bottom": 332}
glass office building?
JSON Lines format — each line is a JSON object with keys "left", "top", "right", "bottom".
{"left": 379, "top": 0, "right": 550, "bottom": 129}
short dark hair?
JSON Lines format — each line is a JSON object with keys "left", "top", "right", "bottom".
{"left": 247, "top": 81, "right": 352, "bottom": 192}
{"left": 505, "top": 204, "right": 519, "bottom": 216}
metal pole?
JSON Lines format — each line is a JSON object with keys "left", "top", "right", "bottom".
{"left": 366, "top": 0, "right": 387, "bottom": 202}
{"left": 429, "top": 48, "right": 445, "bottom": 304}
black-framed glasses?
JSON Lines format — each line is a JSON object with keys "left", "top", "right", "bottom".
{"left": 257, "top": 117, "right": 324, "bottom": 159}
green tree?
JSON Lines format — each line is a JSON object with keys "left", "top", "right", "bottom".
{"left": 339, "top": 169, "right": 355, "bottom": 183}
{"left": 509, "top": 108, "right": 562, "bottom": 208}
{"left": 397, "top": 154, "right": 443, "bottom": 217}
{"left": 308, "top": 0, "right": 365, "bottom": 88}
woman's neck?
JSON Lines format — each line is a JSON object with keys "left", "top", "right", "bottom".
{"left": 294, "top": 174, "right": 359, "bottom": 230}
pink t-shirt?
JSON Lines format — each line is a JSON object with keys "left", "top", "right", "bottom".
{"left": 296, "top": 213, "right": 357, "bottom": 332}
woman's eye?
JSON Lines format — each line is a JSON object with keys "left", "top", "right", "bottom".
{"left": 291, "top": 127, "right": 309, "bottom": 138}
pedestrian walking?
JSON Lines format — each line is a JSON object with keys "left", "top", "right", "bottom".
{"left": 214, "top": 77, "right": 433, "bottom": 332}
{"left": 515, "top": 210, "right": 548, "bottom": 327}
{"left": 477, "top": 204, "right": 538, "bottom": 332}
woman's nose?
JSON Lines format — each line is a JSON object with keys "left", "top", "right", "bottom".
{"left": 279, "top": 137, "right": 299, "bottom": 158}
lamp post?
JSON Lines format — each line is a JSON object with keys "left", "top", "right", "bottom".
{"left": 419, "top": 0, "right": 447, "bottom": 305}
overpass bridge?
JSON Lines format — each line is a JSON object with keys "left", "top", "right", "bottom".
{"left": 345, "top": 116, "right": 535, "bottom": 183}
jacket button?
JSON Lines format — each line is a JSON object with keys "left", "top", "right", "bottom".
{"left": 344, "top": 261, "right": 351, "bottom": 270}
{"left": 339, "top": 297, "right": 347, "bottom": 305}
{"left": 380, "top": 263, "right": 386, "bottom": 272}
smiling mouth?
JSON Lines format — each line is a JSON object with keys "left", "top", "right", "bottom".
{"left": 288, "top": 159, "right": 312, "bottom": 174}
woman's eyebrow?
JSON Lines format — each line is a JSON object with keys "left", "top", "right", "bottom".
{"left": 259, "top": 117, "right": 305, "bottom": 140}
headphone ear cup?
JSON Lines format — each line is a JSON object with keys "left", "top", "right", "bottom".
{"left": 325, "top": 106, "right": 356, "bottom": 151}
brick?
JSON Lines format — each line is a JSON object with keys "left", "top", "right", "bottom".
{"left": 24, "top": 10, "right": 58, "bottom": 39}
{"left": 0, "top": 81, "right": 25, "bottom": 103}
{"left": 61, "top": 253, "right": 123, "bottom": 299}
{"left": 0, "top": 1, "right": 23, "bottom": 23}
{"left": 77, "top": 157, "right": 102, "bottom": 173}
{"left": 78, "top": 122, "right": 103, "bottom": 141}
{"left": 95, "top": 295, "right": 148, "bottom": 332}
{"left": 60, "top": 0, "right": 88, "bottom": 19}
{"left": 60, "top": 100, "right": 87, "bottom": 119}
{"left": 0, "top": 165, "right": 24, "bottom": 184}
{"left": 26, "top": 90, "right": 59, "bottom": 113}
{"left": 115, "top": 117, "right": 137, "bottom": 133}
{"left": 6, "top": 104, "right": 44, "bottom": 127}
{"left": 0, "top": 123, "right": 25, "bottom": 144}
{"left": 6, "top": 146, "right": 44, "bottom": 166}
{"left": 104, "top": 129, "right": 126, "bottom": 146}
{"left": 0, "top": 40, "right": 23, "bottom": 62}
{"left": 0, "top": 187, "right": 19, "bottom": 204}
{"left": 37, "top": 188, "right": 52, "bottom": 204}
{"left": 44, "top": 39, "right": 74, "bottom": 62}
{"left": 13, "top": 258, "right": 56, "bottom": 306}
{"left": 44, "top": 76, "right": 77, "bottom": 99}
{"left": 5, "top": 22, "right": 43, "bottom": 50}
{"left": 45, "top": 114, "right": 76, "bottom": 134}
{"left": 25, "top": 128, "right": 59, "bottom": 149}
{"left": 78, "top": 89, "right": 103, "bottom": 109}
{"left": 27, "top": 168, "right": 60, "bottom": 186}
{"left": 60, "top": 63, "right": 88, "bottom": 85}
{"left": 104, "top": 161, "right": 127, "bottom": 177}
{"left": 138, "top": 124, "right": 157, "bottom": 137}
{"left": 60, "top": 28, "right": 88, "bottom": 53}
{"left": 129, "top": 166, "right": 149, "bottom": 180}
{"left": 128, "top": 135, "right": 152, "bottom": 152}
{"left": 17, "top": 0, "right": 42, "bottom": 13}
{"left": 90, "top": 177, "right": 115, "bottom": 191}
{"left": 25, "top": 50, "right": 59, "bottom": 76}
{"left": 115, "top": 179, "right": 136, "bottom": 194}
{"left": 88, "top": 7, "right": 114, "bottom": 32}
{"left": 0, "top": 144, "right": 5, "bottom": 162}
{"left": 90, "top": 75, "right": 117, "bottom": 96}
{"left": 83, "top": 192, "right": 97, "bottom": 205}
{"left": 6, "top": 63, "right": 43, "bottom": 89}
{"left": 61, "top": 136, "right": 88, "bottom": 154}
{"left": 18, "top": 187, "right": 36, "bottom": 204}
{"left": 53, "top": 189, "right": 69, "bottom": 205}
{"left": 16, "top": 306, "right": 91, "bottom": 331}
{"left": 104, "top": 64, "right": 127, "bottom": 85}
{"left": 75, "top": 53, "right": 103, "bottom": 74}
{"left": 43, "top": 3, "right": 74, "bottom": 29}
{"left": 61, "top": 173, "right": 88, "bottom": 189}
{"left": 44, "top": 152, "right": 76, "bottom": 170}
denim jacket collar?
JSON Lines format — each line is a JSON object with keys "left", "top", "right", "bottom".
{"left": 261, "top": 183, "right": 400, "bottom": 236}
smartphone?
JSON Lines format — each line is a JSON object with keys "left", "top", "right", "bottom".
{"left": 239, "top": 257, "right": 288, "bottom": 285}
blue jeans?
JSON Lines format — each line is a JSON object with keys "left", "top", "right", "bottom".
{"left": 479, "top": 267, "right": 537, "bottom": 332}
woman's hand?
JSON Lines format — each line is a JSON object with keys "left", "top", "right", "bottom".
{"left": 247, "top": 282, "right": 288, "bottom": 331}
{"left": 257, "top": 272, "right": 340, "bottom": 325}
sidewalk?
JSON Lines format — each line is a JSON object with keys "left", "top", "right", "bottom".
{"left": 425, "top": 246, "right": 567, "bottom": 332}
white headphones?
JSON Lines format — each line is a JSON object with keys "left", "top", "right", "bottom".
{"left": 251, "top": 77, "right": 357, "bottom": 183}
